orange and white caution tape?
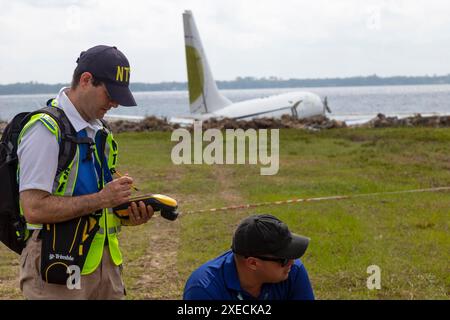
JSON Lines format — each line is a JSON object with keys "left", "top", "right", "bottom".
{"left": 180, "top": 186, "right": 450, "bottom": 215}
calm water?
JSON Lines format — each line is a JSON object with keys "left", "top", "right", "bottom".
{"left": 1, "top": 84, "right": 450, "bottom": 123}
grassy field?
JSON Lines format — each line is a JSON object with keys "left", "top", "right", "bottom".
{"left": 1, "top": 127, "right": 449, "bottom": 299}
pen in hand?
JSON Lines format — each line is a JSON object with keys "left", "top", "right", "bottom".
{"left": 111, "top": 169, "right": 140, "bottom": 192}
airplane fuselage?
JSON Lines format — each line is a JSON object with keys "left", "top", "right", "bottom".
{"left": 209, "top": 91, "right": 325, "bottom": 120}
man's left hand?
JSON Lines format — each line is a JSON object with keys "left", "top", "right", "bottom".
{"left": 126, "top": 201, "right": 154, "bottom": 226}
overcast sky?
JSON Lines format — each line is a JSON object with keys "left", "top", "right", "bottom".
{"left": 1, "top": 0, "right": 449, "bottom": 84}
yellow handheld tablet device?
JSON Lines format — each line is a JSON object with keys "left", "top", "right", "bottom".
{"left": 113, "top": 194, "right": 179, "bottom": 221}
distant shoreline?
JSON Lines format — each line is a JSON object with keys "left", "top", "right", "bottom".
{"left": 1, "top": 74, "right": 450, "bottom": 95}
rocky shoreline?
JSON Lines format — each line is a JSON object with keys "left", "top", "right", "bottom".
{"left": 103, "top": 113, "right": 450, "bottom": 133}
{"left": 357, "top": 113, "right": 450, "bottom": 128}
{"left": 2, "top": 113, "right": 450, "bottom": 134}
{"left": 106, "top": 115, "right": 347, "bottom": 133}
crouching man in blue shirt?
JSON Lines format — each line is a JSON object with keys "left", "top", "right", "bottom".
{"left": 183, "top": 214, "right": 315, "bottom": 300}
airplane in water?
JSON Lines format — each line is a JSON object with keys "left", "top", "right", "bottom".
{"left": 174, "top": 10, "right": 331, "bottom": 123}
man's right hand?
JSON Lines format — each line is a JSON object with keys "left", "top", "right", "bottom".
{"left": 99, "top": 176, "right": 133, "bottom": 208}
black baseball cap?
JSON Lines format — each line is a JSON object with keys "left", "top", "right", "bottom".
{"left": 232, "top": 214, "right": 310, "bottom": 259}
{"left": 75, "top": 45, "right": 137, "bottom": 106}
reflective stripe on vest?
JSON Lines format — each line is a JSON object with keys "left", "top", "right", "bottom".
{"left": 98, "top": 226, "right": 122, "bottom": 235}
{"left": 18, "top": 113, "right": 123, "bottom": 275}
{"left": 53, "top": 147, "right": 79, "bottom": 196}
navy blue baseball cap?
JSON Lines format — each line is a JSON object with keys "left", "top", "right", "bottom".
{"left": 232, "top": 214, "right": 310, "bottom": 259}
{"left": 76, "top": 45, "right": 137, "bottom": 106}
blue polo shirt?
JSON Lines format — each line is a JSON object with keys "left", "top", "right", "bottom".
{"left": 183, "top": 250, "right": 314, "bottom": 300}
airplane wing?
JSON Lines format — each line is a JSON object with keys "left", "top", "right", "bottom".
{"left": 231, "top": 106, "right": 294, "bottom": 120}
{"left": 168, "top": 116, "right": 196, "bottom": 126}
{"left": 169, "top": 104, "right": 298, "bottom": 124}
{"left": 230, "top": 100, "right": 303, "bottom": 120}
{"left": 168, "top": 114, "right": 212, "bottom": 126}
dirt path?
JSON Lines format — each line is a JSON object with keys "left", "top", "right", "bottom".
{"left": 214, "top": 166, "right": 245, "bottom": 205}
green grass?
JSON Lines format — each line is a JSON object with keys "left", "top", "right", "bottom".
{"left": 1, "top": 127, "right": 449, "bottom": 299}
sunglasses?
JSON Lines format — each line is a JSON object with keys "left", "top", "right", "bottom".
{"left": 252, "top": 256, "right": 290, "bottom": 267}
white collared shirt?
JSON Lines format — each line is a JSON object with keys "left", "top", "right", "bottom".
{"left": 18, "top": 87, "right": 103, "bottom": 193}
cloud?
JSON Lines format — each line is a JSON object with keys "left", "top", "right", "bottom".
{"left": 0, "top": 0, "right": 449, "bottom": 83}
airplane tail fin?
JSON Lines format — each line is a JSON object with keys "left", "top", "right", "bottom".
{"left": 183, "top": 10, "right": 232, "bottom": 114}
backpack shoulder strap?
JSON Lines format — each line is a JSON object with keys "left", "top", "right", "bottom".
{"left": 99, "top": 118, "right": 113, "bottom": 137}
{"left": 37, "top": 106, "right": 80, "bottom": 176}
{"left": 19, "top": 105, "right": 90, "bottom": 176}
